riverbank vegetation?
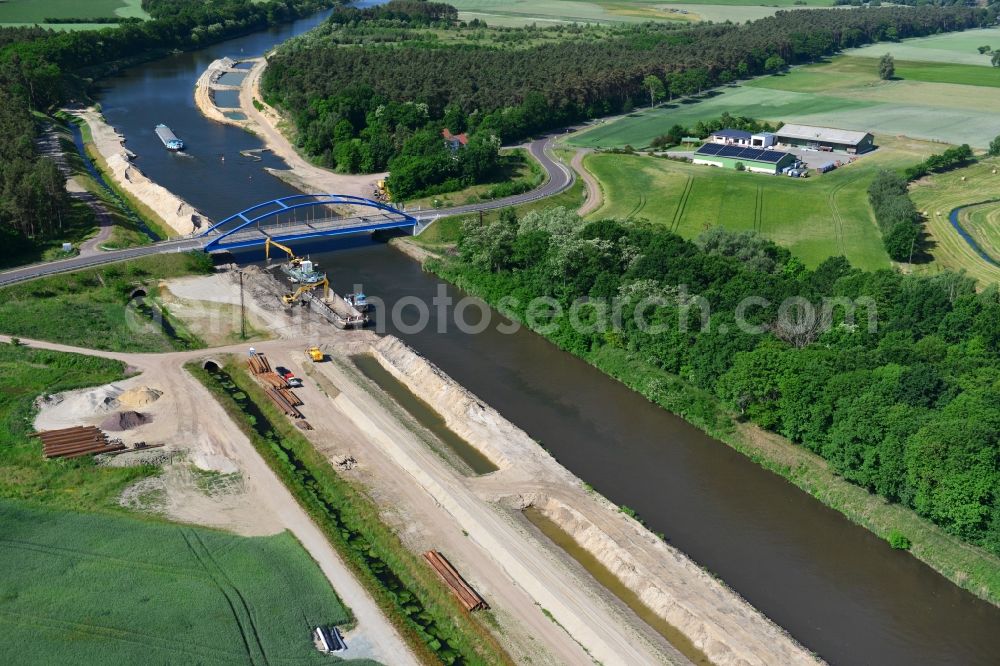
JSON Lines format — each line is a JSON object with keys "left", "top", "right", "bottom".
{"left": 0, "top": 253, "right": 211, "bottom": 352}
{"left": 262, "top": 2, "right": 987, "bottom": 199}
{"left": 429, "top": 207, "right": 1000, "bottom": 599}
{"left": 193, "top": 359, "right": 512, "bottom": 665}
{"left": 0, "top": 0, "right": 338, "bottom": 265}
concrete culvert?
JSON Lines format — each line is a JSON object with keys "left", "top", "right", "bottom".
{"left": 130, "top": 288, "right": 148, "bottom": 299}
{"left": 203, "top": 360, "right": 221, "bottom": 371}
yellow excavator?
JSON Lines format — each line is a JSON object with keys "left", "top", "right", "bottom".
{"left": 266, "top": 237, "right": 300, "bottom": 264}
{"left": 281, "top": 276, "right": 329, "bottom": 306}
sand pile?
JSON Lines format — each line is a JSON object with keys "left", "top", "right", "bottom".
{"left": 118, "top": 387, "right": 163, "bottom": 409}
{"left": 101, "top": 410, "right": 152, "bottom": 432}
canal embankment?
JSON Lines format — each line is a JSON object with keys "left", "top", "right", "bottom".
{"left": 82, "top": 7, "right": 1000, "bottom": 663}
{"left": 67, "top": 107, "right": 209, "bottom": 237}
{"left": 193, "top": 55, "right": 385, "bottom": 200}
{"left": 351, "top": 334, "right": 821, "bottom": 666}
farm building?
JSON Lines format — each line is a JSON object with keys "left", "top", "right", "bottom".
{"left": 693, "top": 144, "right": 796, "bottom": 174}
{"left": 774, "top": 124, "right": 874, "bottom": 154}
{"left": 709, "top": 129, "right": 776, "bottom": 148}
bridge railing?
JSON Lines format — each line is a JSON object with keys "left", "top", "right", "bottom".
{"left": 200, "top": 194, "right": 417, "bottom": 250}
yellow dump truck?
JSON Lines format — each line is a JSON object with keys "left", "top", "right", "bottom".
{"left": 306, "top": 346, "right": 325, "bottom": 362}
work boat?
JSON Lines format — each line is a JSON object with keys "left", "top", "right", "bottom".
{"left": 282, "top": 258, "right": 325, "bottom": 285}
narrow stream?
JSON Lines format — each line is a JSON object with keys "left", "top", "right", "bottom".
{"left": 949, "top": 204, "right": 1000, "bottom": 266}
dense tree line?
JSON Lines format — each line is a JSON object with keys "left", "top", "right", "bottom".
{"left": 440, "top": 208, "right": 1000, "bottom": 555}
{"left": 0, "top": 0, "right": 339, "bottom": 244}
{"left": 904, "top": 143, "right": 974, "bottom": 180}
{"left": 264, "top": 4, "right": 989, "bottom": 170}
{"left": 869, "top": 171, "right": 922, "bottom": 262}
{"left": 869, "top": 144, "right": 975, "bottom": 261}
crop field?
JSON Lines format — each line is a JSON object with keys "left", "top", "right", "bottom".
{"left": 572, "top": 54, "right": 1000, "bottom": 150}
{"left": 0, "top": 0, "right": 147, "bottom": 28}
{"left": 571, "top": 86, "right": 876, "bottom": 148}
{"left": 846, "top": 27, "right": 1000, "bottom": 66}
{"left": 908, "top": 157, "right": 1000, "bottom": 285}
{"left": 583, "top": 137, "right": 938, "bottom": 270}
{"left": 446, "top": 0, "right": 823, "bottom": 26}
{"left": 0, "top": 500, "right": 368, "bottom": 666}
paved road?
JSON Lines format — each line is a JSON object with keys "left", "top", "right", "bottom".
{"left": 0, "top": 135, "right": 574, "bottom": 287}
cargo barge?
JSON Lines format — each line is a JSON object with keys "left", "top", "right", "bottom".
{"left": 154, "top": 124, "right": 184, "bottom": 151}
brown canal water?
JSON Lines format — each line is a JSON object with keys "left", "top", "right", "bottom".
{"left": 351, "top": 353, "right": 498, "bottom": 475}
{"left": 93, "top": 8, "right": 1000, "bottom": 663}
{"left": 524, "top": 506, "right": 712, "bottom": 665}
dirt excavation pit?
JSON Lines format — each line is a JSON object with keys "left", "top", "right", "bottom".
{"left": 118, "top": 386, "right": 162, "bottom": 409}
{"left": 101, "top": 410, "right": 153, "bottom": 432}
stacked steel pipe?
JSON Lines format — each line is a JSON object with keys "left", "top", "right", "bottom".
{"left": 32, "top": 426, "right": 126, "bottom": 459}
{"left": 247, "top": 352, "right": 304, "bottom": 418}
{"left": 423, "top": 550, "right": 489, "bottom": 612}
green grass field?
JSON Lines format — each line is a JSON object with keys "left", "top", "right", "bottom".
{"left": 847, "top": 27, "right": 1000, "bottom": 66}
{"left": 583, "top": 137, "right": 939, "bottom": 270}
{"left": 909, "top": 157, "right": 1000, "bottom": 285}
{"left": 0, "top": 0, "right": 147, "bottom": 29}
{"left": 0, "top": 499, "right": 369, "bottom": 665}
{"left": 962, "top": 202, "right": 1000, "bottom": 265}
{"left": 0, "top": 253, "right": 212, "bottom": 353}
{"left": 572, "top": 54, "right": 1000, "bottom": 150}
{"left": 446, "top": 0, "right": 825, "bottom": 26}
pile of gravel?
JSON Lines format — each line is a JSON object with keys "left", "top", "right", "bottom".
{"left": 100, "top": 410, "right": 152, "bottom": 432}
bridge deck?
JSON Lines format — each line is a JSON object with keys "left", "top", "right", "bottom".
{"left": 203, "top": 213, "right": 415, "bottom": 250}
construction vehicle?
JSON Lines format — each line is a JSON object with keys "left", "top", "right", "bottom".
{"left": 307, "top": 346, "right": 325, "bottom": 362}
{"left": 266, "top": 238, "right": 326, "bottom": 285}
{"left": 282, "top": 277, "right": 329, "bottom": 306}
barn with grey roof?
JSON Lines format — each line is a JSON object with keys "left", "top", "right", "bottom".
{"left": 774, "top": 124, "right": 874, "bottom": 154}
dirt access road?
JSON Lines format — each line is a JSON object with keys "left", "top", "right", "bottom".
{"left": 11, "top": 327, "right": 599, "bottom": 666}
{"left": 11, "top": 333, "right": 416, "bottom": 666}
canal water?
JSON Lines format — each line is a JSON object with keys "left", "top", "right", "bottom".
{"left": 95, "top": 9, "right": 1000, "bottom": 666}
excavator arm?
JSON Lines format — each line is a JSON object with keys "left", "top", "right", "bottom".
{"left": 281, "top": 277, "right": 329, "bottom": 305}
{"left": 265, "top": 237, "right": 298, "bottom": 262}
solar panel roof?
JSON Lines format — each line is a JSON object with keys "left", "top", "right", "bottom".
{"left": 695, "top": 144, "right": 792, "bottom": 164}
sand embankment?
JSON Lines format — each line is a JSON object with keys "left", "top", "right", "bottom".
{"left": 368, "top": 334, "right": 823, "bottom": 666}
{"left": 193, "top": 57, "right": 247, "bottom": 127}
{"left": 69, "top": 107, "right": 209, "bottom": 236}
{"left": 196, "top": 55, "right": 385, "bottom": 199}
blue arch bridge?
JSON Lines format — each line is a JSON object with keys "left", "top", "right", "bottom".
{"left": 199, "top": 194, "right": 419, "bottom": 251}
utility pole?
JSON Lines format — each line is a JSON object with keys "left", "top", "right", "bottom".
{"left": 239, "top": 270, "right": 247, "bottom": 340}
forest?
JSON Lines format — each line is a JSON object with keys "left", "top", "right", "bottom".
{"left": 0, "top": 0, "right": 338, "bottom": 248}
{"left": 262, "top": 2, "right": 991, "bottom": 198}
{"left": 437, "top": 208, "right": 1000, "bottom": 557}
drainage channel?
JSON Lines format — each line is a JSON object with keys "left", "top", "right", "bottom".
{"left": 523, "top": 506, "right": 712, "bottom": 666}
{"left": 351, "top": 354, "right": 498, "bottom": 475}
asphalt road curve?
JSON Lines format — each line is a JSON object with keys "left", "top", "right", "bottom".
{"left": 0, "top": 135, "right": 573, "bottom": 287}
